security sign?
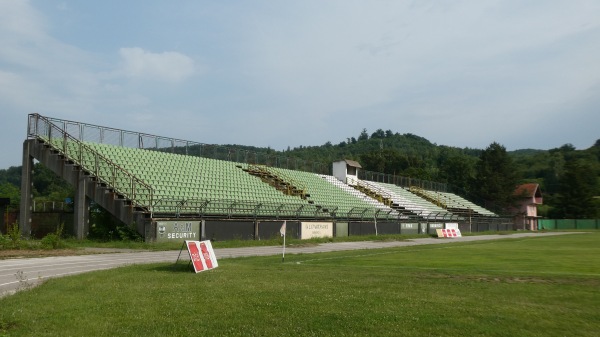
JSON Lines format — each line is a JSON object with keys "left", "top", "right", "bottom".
{"left": 186, "top": 240, "right": 219, "bottom": 273}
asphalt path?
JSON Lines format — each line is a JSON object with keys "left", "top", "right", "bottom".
{"left": 0, "top": 232, "right": 579, "bottom": 297}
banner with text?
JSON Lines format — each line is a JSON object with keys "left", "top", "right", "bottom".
{"left": 300, "top": 222, "right": 333, "bottom": 239}
{"left": 156, "top": 221, "right": 200, "bottom": 242}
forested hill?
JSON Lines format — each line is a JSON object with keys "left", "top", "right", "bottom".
{"left": 274, "top": 129, "right": 481, "bottom": 179}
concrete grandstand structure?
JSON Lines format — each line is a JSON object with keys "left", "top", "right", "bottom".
{"left": 20, "top": 114, "right": 508, "bottom": 241}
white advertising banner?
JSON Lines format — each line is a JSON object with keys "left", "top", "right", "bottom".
{"left": 445, "top": 223, "right": 459, "bottom": 230}
{"left": 300, "top": 222, "right": 333, "bottom": 239}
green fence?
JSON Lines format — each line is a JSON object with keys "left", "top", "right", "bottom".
{"left": 539, "top": 219, "right": 599, "bottom": 230}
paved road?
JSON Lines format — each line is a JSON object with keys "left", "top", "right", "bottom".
{"left": 0, "top": 232, "right": 578, "bottom": 297}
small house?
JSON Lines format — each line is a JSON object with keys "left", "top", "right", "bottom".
{"left": 513, "top": 183, "right": 543, "bottom": 230}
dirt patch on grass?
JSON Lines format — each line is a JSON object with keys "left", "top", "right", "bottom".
{"left": 0, "top": 249, "right": 87, "bottom": 259}
{"left": 0, "top": 247, "right": 149, "bottom": 259}
{"left": 287, "top": 242, "right": 319, "bottom": 248}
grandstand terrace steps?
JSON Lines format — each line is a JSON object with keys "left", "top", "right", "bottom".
{"left": 365, "top": 181, "right": 453, "bottom": 220}
{"left": 82, "top": 143, "right": 315, "bottom": 216}
{"left": 244, "top": 165, "right": 309, "bottom": 199}
{"left": 318, "top": 175, "right": 399, "bottom": 216}
{"left": 401, "top": 186, "right": 496, "bottom": 217}
{"left": 48, "top": 138, "right": 491, "bottom": 221}
{"left": 268, "top": 167, "right": 386, "bottom": 219}
{"left": 79, "top": 142, "right": 394, "bottom": 219}
{"left": 438, "top": 192, "right": 497, "bottom": 216}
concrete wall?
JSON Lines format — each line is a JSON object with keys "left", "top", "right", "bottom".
{"left": 332, "top": 161, "right": 347, "bottom": 183}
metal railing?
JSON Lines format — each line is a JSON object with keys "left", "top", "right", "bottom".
{"left": 32, "top": 200, "right": 72, "bottom": 212}
{"left": 32, "top": 114, "right": 330, "bottom": 174}
{"left": 30, "top": 114, "right": 450, "bottom": 190}
{"left": 28, "top": 114, "right": 154, "bottom": 211}
{"left": 359, "top": 170, "right": 448, "bottom": 192}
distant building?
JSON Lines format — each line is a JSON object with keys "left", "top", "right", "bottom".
{"left": 513, "top": 183, "right": 543, "bottom": 230}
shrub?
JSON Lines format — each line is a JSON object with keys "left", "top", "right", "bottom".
{"left": 41, "top": 223, "right": 66, "bottom": 249}
{"left": 6, "top": 222, "right": 23, "bottom": 249}
{"left": 0, "top": 231, "right": 8, "bottom": 249}
{"left": 40, "top": 234, "right": 62, "bottom": 249}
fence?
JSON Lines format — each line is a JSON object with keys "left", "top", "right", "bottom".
{"left": 538, "top": 219, "right": 599, "bottom": 230}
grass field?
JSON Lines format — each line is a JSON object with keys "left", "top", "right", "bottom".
{"left": 1, "top": 232, "right": 599, "bottom": 336}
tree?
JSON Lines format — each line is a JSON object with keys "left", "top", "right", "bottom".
{"left": 0, "top": 166, "right": 21, "bottom": 187}
{"left": 370, "top": 129, "right": 385, "bottom": 139}
{"left": 0, "top": 182, "right": 20, "bottom": 211}
{"left": 438, "top": 152, "right": 475, "bottom": 194}
{"left": 472, "top": 142, "right": 518, "bottom": 212}
{"left": 551, "top": 158, "right": 599, "bottom": 218}
{"left": 32, "top": 163, "right": 73, "bottom": 201}
{"left": 559, "top": 143, "right": 576, "bottom": 152}
{"left": 358, "top": 128, "right": 369, "bottom": 141}
{"left": 360, "top": 149, "right": 404, "bottom": 174}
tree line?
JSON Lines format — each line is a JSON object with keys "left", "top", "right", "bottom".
{"left": 282, "top": 129, "right": 599, "bottom": 218}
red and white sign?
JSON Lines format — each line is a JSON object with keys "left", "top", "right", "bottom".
{"left": 186, "top": 240, "right": 218, "bottom": 273}
{"left": 436, "top": 228, "right": 462, "bottom": 238}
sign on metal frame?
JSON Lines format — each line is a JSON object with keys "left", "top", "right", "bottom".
{"left": 185, "top": 240, "right": 219, "bottom": 273}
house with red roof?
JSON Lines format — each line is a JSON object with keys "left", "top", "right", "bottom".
{"left": 513, "top": 183, "right": 543, "bottom": 230}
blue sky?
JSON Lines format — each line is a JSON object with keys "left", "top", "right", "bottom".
{"left": 1, "top": 0, "right": 599, "bottom": 168}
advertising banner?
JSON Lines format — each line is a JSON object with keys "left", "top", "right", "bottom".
{"left": 445, "top": 223, "right": 459, "bottom": 230}
{"left": 436, "top": 228, "right": 462, "bottom": 238}
{"left": 401, "top": 223, "right": 419, "bottom": 234}
{"left": 300, "top": 222, "right": 333, "bottom": 239}
{"left": 156, "top": 221, "right": 201, "bottom": 242}
{"left": 186, "top": 240, "right": 219, "bottom": 273}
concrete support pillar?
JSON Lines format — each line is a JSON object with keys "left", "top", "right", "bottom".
{"left": 74, "top": 171, "right": 90, "bottom": 239}
{"left": 19, "top": 141, "right": 33, "bottom": 237}
{"left": 143, "top": 217, "right": 155, "bottom": 242}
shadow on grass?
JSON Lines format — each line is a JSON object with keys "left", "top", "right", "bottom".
{"left": 152, "top": 262, "right": 194, "bottom": 273}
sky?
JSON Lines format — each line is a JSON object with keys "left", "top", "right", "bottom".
{"left": 1, "top": 0, "right": 599, "bottom": 169}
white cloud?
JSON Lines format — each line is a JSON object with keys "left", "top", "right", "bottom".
{"left": 118, "top": 47, "right": 196, "bottom": 83}
{"left": 0, "top": 0, "right": 46, "bottom": 39}
{"left": 236, "top": 0, "right": 600, "bottom": 149}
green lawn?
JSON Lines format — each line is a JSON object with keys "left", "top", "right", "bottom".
{"left": 1, "top": 233, "right": 599, "bottom": 336}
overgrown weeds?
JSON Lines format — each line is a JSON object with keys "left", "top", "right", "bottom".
{"left": 40, "top": 223, "right": 66, "bottom": 249}
{"left": 0, "top": 222, "right": 26, "bottom": 250}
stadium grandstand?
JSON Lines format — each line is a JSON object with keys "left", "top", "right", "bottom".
{"left": 19, "top": 114, "right": 509, "bottom": 241}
